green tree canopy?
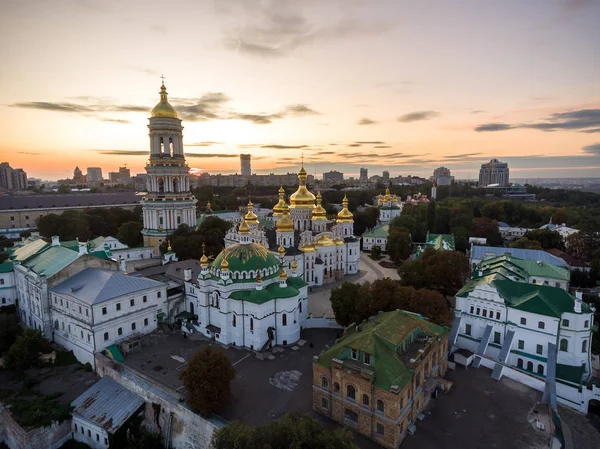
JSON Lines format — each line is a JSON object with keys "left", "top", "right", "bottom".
{"left": 212, "top": 412, "right": 358, "bottom": 449}
{"left": 4, "top": 329, "right": 46, "bottom": 370}
{"left": 471, "top": 217, "right": 502, "bottom": 246}
{"left": 117, "top": 221, "right": 144, "bottom": 247}
{"left": 524, "top": 229, "right": 563, "bottom": 250}
{"left": 0, "top": 314, "right": 22, "bottom": 354}
{"left": 386, "top": 228, "right": 412, "bottom": 263}
{"left": 509, "top": 237, "right": 543, "bottom": 250}
{"left": 180, "top": 346, "right": 236, "bottom": 417}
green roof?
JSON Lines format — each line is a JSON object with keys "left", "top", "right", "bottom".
{"left": 556, "top": 363, "right": 584, "bottom": 384}
{"left": 9, "top": 238, "right": 49, "bottom": 262}
{"left": 457, "top": 279, "right": 590, "bottom": 318}
{"left": 22, "top": 245, "right": 79, "bottom": 277}
{"left": 316, "top": 310, "right": 448, "bottom": 391}
{"left": 228, "top": 279, "right": 302, "bottom": 304}
{"left": 478, "top": 255, "right": 570, "bottom": 282}
{"left": 105, "top": 344, "right": 125, "bottom": 362}
{"left": 88, "top": 236, "right": 106, "bottom": 248}
{"left": 0, "top": 261, "right": 14, "bottom": 273}
{"left": 60, "top": 240, "right": 80, "bottom": 251}
{"left": 212, "top": 243, "right": 280, "bottom": 275}
{"left": 363, "top": 224, "right": 390, "bottom": 238}
{"left": 425, "top": 233, "right": 455, "bottom": 251}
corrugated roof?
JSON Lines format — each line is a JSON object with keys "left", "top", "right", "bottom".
{"left": 0, "top": 261, "right": 14, "bottom": 273}
{"left": 9, "top": 238, "right": 49, "bottom": 262}
{"left": 478, "top": 254, "right": 570, "bottom": 281}
{"left": 50, "top": 268, "right": 164, "bottom": 304}
{"left": 470, "top": 245, "right": 568, "bottom": 268}
{"left": 0, "top": 192, "right": 140, "bottom": 210}
{"left": 22, "top": 245, "right": 79, "bottom": 277}
{"left": 71, "top": 377, "right": 144, "bottom": 434}
{"left": 426, "top": 233, "right": 456, "bottom": 251}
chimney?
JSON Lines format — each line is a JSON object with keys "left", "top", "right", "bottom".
{"left": 78, "top": 242, "right": 88, "bottom": 256}
{"left": 574, "top": 291, "right": 582, "bottom": 313}
{"left": 184, "top": 268, "right": 192, "bottom": 281}
{"left": 119, "top": 256, "right": 127, "bottom": 272}
{"left": 478, "top": 270, "right": 483, "bottom": 277}
{"left": 51, "top": 235, "right": 60, "bottom": 246}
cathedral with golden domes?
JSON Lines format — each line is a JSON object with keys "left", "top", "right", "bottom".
{"left": 225, "top": 166, "right": 361, "bottom": 287}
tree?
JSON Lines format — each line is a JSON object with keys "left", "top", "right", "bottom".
{"left": 0, "top": 251, "right": 9, "bottom": 263}
{"left": 386, "top": 228, "right": 412, "bottom": 262}
{"left": 0, "top": 314, "right": 22, "bottom": 354}
{"left": 180, "top": 346, "right": 236, "bottom": 417}
{"left": 117, "top": 221, "right": 144, "bottom": 247}
{"left": 4, "top": 329, "right": 46, "bottom": 370}
{"left": 471, "top": 217, "right": 502, "bottom": 246}
{"left": 370, "top": 246, "right": 382, "bottom": 259}
{"left": 524, "top": 229, "right": 562, "bottom": 250}
{"left": 427, "top": 200, "right": 437, "bottom": 233}
{"left": 509, "top": 237, "right": 543, "bottom": 250}
{"left": 330, "top": 282, "right": 370, "bottom": 327}
{"left": 212, "top": 412, "right": 358, "bottom": 449}
{"left": 57, "top": 184, "right": 71, "bottom": 194}
{"left": 389, "top": 215, "right": 417, "bottom": 236}
{"left": 566, "top": 232, "right": 600, "bottom": 261}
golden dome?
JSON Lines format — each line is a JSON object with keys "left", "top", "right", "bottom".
{"left": 377, "top": 194, "right": 384, "bottom": 205}
{"left": 239, "top": 219, "right": 250, "bottom": 234}
{"left": 291, "top": 260, "right": 298, "bottom": 271}
{"left": 312, "top": 191, "right": 327, "bottom": 220}
{"left": 151, "top": 83, "right": 178, "bottom": 119}
{"left": 200, "top": 253, "right": 209, "bottom": 266}
{"left": 279, "top": 268, "right": 288, "bottom": 280}
{"left": 289, "top": 164, "right": 316, "bottom": 209}
{"left": 337, "top": 194, "right": 354, "bottom": 223}
{"left": 276, "top": 204, "right": 294, "bottom": 232}
{"left": 278, "top": 245, "right": 285, "bottom": 255}
{"left": 273, "top": 186, "right": 288, "bottom": 217}
{"left": 220, "top": 258, "right": 229, "bottom": 271}
{"left": 334, "top": 237, "right": 345, "bottom": 246}
{"left": 392, "top": 194, "right": 398, "bottom": 204}
{"left": 300, "top": 244, "right": 316, "bottom": 253}
{"left": 244, "top": 200, "right": 259, "bottom": 225}
{"left": 383, "top": 188, "right": 391, "bottom": 202}
{"left": 316, "top": 234, "right": 336, "bottom": 246}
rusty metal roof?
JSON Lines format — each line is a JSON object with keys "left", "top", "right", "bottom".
{"left": 71, "top": 377, "right": 144, "bottom": 434}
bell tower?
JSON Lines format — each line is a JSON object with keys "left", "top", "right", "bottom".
{"left": 141, "top": 79, "right": 197, "bottom": 254}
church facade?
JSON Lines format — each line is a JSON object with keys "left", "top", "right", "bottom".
{"left": 224, "top": 166, "right": 361, "bottom": 287}
{"left": 141, "top": 82, "right": 197, "bottom": 254}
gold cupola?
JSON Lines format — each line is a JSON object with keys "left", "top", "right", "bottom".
{"left": 200, "top": 243, "right": 209, "bottom": 267}
{"left": 279, "top": 267, "right": 288, "bottom": 280}
{"left": 273, "top": 186, "right": 288, "bottom": 217}
{"left": 377, "top": 194, "right": 384, "bottom": 205}
{"left": 276, "top": 204, "right": 294, "bottom": 232}
{"left": 220, "top": 258, "right": 229, "bottom": 271}
{"left": 336, "top": 194, "right": 354, "bottom": 223}
{"left": 244, "top": 200, "right": 259, "bottom": 225}
{"left": 278, "top": 245, "right": 286, "bottom": 256}
{"left": 289, "top": 164, "right": 316, "bottom": 209}
{"left": 383, "top": 188, "right": 392, "bottom": 203}
{"left": 239, "top": 219, "right": 250, "bottom": 234}
{"left": 151, "top": 82, "right": 178, "bottom": 119}
{"left": 312, "top": 191, "right": 327, "bottom": 221}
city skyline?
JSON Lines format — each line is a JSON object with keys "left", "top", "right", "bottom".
{"left": 1, "top": 0, "right": 599, "bottom": 180}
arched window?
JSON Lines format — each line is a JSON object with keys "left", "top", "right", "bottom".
{"left": 582, "top": 340, "right": 588, "bottom": 353}
{"left": 299, "top": 301, "right": 302, "bottom": 313}
{"left": 158, "top": 178, "right": 165, "bottom": 194}
{"left": 517, "top": 358, "right": 523, "bottom": 369}
{"left": 562, "top": 319, "right": 569, "bottom": 327}
{"left": 232, "top": 315, "right": 236, "bottom": 327}
{"left": 376, "top": 400, "right": 384, "bottom": 412}
{"left": 173, "top": 178, "right": 178, "bottom": 193}
{"left": 322, "top": 377, "right": 329, "bottom": 389}
{"left": 362, "top": 394, "right": 369, "bottom": 406}
{"left": 559, "top": 339, "right": 568, "bottom": 352}
{"left": 250, "top": 318, "right": 254, "bottom": 332}
{"left": 54, "top": 320, "right": 59, "bottom": 329}
{"left": 334, "top": 382, "right": 340, "bottom": 393}
{"left": 169, "top": 137, "right": 174, "bottom": 156}
{"left": 537, "top": 364, "right": 544, "bottom": 375}
{"left": 538, "top": 321, "right": 545, "bottom": 329}
{"left": 527, "top": 361, "right": 533, "bottom": 371}
{"left": 347, "top": 385, "right": 356, "bottom": 401}
{"left": 282, "top": 314, "right": 287, "bottom": 326}
{"left": 159, "top": 137, "right": 164, "bottom": 154}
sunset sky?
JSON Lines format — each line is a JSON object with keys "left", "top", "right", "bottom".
{"left": 1, "top": 0, "right": 599, "bottom": 180}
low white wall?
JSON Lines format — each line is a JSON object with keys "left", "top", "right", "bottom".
{"left": 303, "top": 316, "right": 343, "bottom": 329}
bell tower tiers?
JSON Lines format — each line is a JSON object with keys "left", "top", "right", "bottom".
{"left": 141, "top": 80, "right": 197, "bottom": 254}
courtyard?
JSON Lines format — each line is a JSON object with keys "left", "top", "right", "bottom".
{"left": 122, "top": 327, "right": 341, "bottom": 425}
{"left": 308, "top": 252, "right": 399, "bottom": 317}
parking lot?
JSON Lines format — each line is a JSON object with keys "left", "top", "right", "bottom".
{"left": 123, "top": 327, "right": 340, "bottom": 425}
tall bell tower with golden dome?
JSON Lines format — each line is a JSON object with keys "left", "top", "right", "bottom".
{"left": 141, "top": 79, "right": 197, "bottom": 254}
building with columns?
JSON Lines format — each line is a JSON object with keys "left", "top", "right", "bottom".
{"left": 141, "top": 82, "right": 197, "bottom": 254}
{"left": 224, "top": 165, "right": 360, "bottom": 287}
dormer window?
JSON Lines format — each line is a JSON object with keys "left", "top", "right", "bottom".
{"left": 351, "top": 349, "right": 358, "bottom": 360}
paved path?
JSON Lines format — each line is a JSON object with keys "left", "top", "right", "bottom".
{"left": 307, "top": 253, "right": 399, "bottom": 318}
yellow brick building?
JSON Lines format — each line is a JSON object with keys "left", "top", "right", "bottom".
{"left": 312, "top": 310, "right": 449, "bottom": 448}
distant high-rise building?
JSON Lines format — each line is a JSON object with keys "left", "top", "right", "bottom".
{"left": 382, "top": 170, "right": 390, "bottom": 182}
{"left": 86, "top": 167, "right": 103, "bottom": 186}
{"left": 359, "top": 167, "right": 368, "bottom": 183}
{"left": 323, "top": 170, "right": 344, "bottom": 182}
{"left": 240, "top": 154, "right": 251, "bottom": 177}
{"left": 479, "top": 158, "right": 509, "bottom": 187}
{"left": 73, "top": 166, "right": 84, "bottom": 184}
{"left": 108, "top": 172, "right": 120, "bottom": 182}
{"left": 431, "top": 166, "right": 452, "bottom": 186}
{"left": 0, "top": 163, "right": 28, "bottom": 190}
{"left": 118, "top": 166, "right": 131, "bottom": 184}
